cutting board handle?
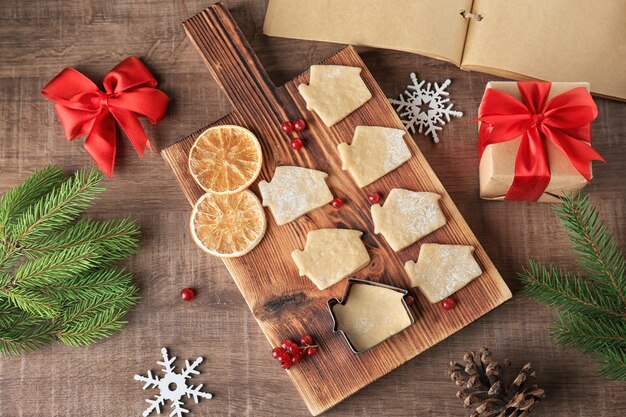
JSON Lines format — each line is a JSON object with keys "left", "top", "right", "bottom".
{"left": 183, "top": 2, "right": 281, "bottom": 117}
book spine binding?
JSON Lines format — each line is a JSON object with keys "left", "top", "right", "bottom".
{"left": 460, "top": 9, "right": 483, "bottom": 21}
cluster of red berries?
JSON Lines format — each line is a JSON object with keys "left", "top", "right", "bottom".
{"left": 281, "top": 119, "right": 307, "bottom": 150}
{"left": 271, "top": 335, "right": 318, "bottom": 369}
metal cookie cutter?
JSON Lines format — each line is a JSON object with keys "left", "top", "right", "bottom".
{"left": 327, "top": 278, "right": 415, "bottom": 353}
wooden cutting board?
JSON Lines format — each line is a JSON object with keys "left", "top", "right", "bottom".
{"left": 161, "top": 3, "right": 512, "bottom": 415}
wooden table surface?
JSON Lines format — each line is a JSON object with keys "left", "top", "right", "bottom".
{"left": 0, "top": 1, "right": 624, "bottom": 416}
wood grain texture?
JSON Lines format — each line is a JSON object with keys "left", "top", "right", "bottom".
{"left": 0, "top": 1, "right": 625, "bottom": 416}
{"left": 161, "top": 4, "right": 512, "bottom": 414}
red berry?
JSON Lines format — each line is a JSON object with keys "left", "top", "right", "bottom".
{"left": 279, "top": 352, "right": 293, "bottom": 368}
{"left": 441, "top": 298, "right": 456, "bottom": 310}
{"left": 367, "top": 192, "right": 381, "bottom": 203}
{"left": 281, "top": 121, "right": 294, "bottom": 133}
{"left": 180, "top": 288, "right": 195, "bottom": 301}
{"left": 280, "top": 339, "right": 291, "bottom": 351}
{"left": 291, "top": 137, "right": 303, "bottom": 150}
{"left": 291, "top": 351, "right": 303, "bottom": 364}
{"left": 306, "top": 347, "right": 318, "bottom": 357}
{"left": 281, "top": 339, "right": 298, "bottom": 354}
{"left": 300, "top": 334, "right": 314, "bottom": 346}
{"left": 272, "top": 347, "right": 285, "bottom": 359}
{"left": 331, "top": 197, "right": 343, "bottom": 209}
{"left": 293, "top": 118, "right": 306, "bottom": 132}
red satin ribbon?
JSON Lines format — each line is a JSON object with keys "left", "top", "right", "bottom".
{"left": 476, "top": 81, "right": 604, "bottom": 201}
{"left": 41, "top": 56, "right": 169, "bottom": 177}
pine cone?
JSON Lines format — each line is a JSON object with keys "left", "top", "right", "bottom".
{"left": 448, "top": 348, "right": 545, "bottom": 417}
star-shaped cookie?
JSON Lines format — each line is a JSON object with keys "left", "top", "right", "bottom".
{"left": 338, "top": 126, "right": 411, "bottom": 187}
{"left": 259, "top": 166, "right": 333, "bottom": 226}
{"left": 298, "top": 65, "right": 372, "bottom": 127}
{"left": 404, "top": 244, "right": 482, "bottom": 303}
{"left": 291, "top": 228, "right": 370, "bottom": 290}
{"left": 371, "top": 188, "right": 446, "bottom": 251}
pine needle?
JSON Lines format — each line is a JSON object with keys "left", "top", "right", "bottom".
{"left": 520, "top": 192, "right": 626, "bottom": 381}
{"left": 0, "top": 166, "right": 139, "bottom": 355}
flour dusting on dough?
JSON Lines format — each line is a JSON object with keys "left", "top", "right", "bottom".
{"left": 259, "top": 166, "right": 333, "bottom": 225}
{"left": 404, "top": 244, "right": 482, "bottom": 303}
{"left": 371, "top": 188, "right": 446, "bottom": 252}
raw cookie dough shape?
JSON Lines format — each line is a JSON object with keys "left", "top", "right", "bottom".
{"left": 329, "top": 279, "right": 413, "bottom": 352}
{"left": 259, "top": 166, "right": 333, "bottom": 226}
{"left": 291, "top": 229, "right": 370, "bottom": 290}
{"left": 404, "top": 244, "right": 482, "bottom": 303}
{"left": 298, "top": 65, "right": 372, "bottom": 127}
{"left": 371, "top": 189, "right": 446, "bottom": 252}
{"left": 338, "top": 126, "right": 411, "bottom": 187}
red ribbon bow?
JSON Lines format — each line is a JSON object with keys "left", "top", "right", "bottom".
{"left": 476, "top": 81, "right": 604, "bottom": 201}
{"left": 41, "top": 56, "right": 169, "bottom": 177}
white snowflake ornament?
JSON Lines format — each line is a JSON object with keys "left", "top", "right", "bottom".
{"left": 389, "top": 72, "right": 463, "bottom": 143}
{"left": 134, "top": 348, "right": 213, "bottom": 417}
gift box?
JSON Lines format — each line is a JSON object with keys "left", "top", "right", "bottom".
{"left": 477, "top": 81, "right": 604, "bottom": 202}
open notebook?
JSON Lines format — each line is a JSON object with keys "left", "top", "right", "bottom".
{"left": 264, "top": 0, "right": 626, "bottom": 101}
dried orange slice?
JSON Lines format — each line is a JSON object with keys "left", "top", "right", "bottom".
{"left": 190, "top": 190, "right": 266, "bottom": 258}
{"left": 188, "top": 125, "right": 263, "bottom": 194}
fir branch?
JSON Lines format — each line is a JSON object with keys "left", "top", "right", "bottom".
{"left": 0, "top": 299, "right": 21, "bottom": 329}
{"left": 42, "top": 268, "right": 134, "bottom": 301}
{"left": 0, "top": 244, "right": 20, "bottom": 275}
{"left": 57, "top": 308, "right": 128, "bottom": 347}
{"left": 9, "top": 167, "right": 105, "bottom": 247}
{"left": 520, "top": 192, "right": 626, "bottom": 381}
{"left": 23, "top": 218, "right": 139, "bottom": 264}
{"left": 520, "top": 261, "right": 625, "bottom": 320}
{"left": 60, "top": 285, "right": 138, "bottom": 324}
{"left": 0, "top": 166, "right": 139, "bottom": 355}
{"left": 0, "top": 165, "right": 64, "bottom": 239}
{"left": 0, "top": 314, "right": 57, "bottom": 355}
{"left": 556, "top": 193, "right": 626, "bottom": 303}
{"left": 4, "top": 287, "right": 60, "bottom": 318}
{"left": 57, "top": 286, "right": 138, "bottom": 347}
{"left": 595, "top": 346, "right": 626, "bottom": 380}
{"left": 552, "top": 311, "right": 626, "bottom": 353}
{"left": 10, "top": 245, "right": 94, "bottom": 288}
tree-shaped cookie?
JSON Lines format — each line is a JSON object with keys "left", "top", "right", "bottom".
{"left": 291, "top": 229, "right": 370, "bottom": 290}
{"left": 338, "top": 126, "right": 411, "bottom": 187}
{"left": 404, "top": 244, "right": 482, "bottom": 303}
{"left": 259, "top": 166, "right": 333, "bottom": 226}
{"left": 298, "top": 65, "right": 372, "bottom": 127}
{"left": 330, "top": 281, "right": 412, "bottom": 352}
{"left": 371, "top": 189, "right": 446, "bottom": 251}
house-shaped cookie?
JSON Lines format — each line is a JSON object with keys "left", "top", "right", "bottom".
{"left": 404, "top": 244, "right": 482, "bottom": 303}
{"left": 338, "top": 126, "right": 411, "bottom": 187}
{"left": 259, "top": 166, "right": 333, "bottom": 226}
{"left": 298, "top": 65, "right": 372, "bottom": 127}
{"left": 291, "top": 229, "right": 370, "bottom": 290}
{"left": 371, "top": 189, "right": 446, "bottom": 251}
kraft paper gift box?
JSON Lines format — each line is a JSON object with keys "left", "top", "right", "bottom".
{"left": 478, "top": 81, "right": 596, "bottom": 203}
